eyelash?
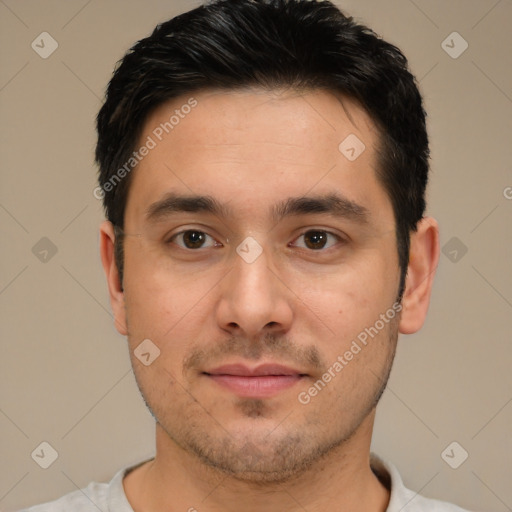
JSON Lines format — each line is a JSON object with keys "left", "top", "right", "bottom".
{"left": 167, "top": 229, "right": 345, "bottom": 252}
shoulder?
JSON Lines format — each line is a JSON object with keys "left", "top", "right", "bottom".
{"left": 396, "top": 486, "right": 473, "bottom": 512}
{"left": 18, "top": 481, "right": 109, "bottom": 512}
{"left": 370, "top": 453, "right": 473, "bottom": 512}
{"left": 17, "top": 462, "right": 143, "bottom": 512}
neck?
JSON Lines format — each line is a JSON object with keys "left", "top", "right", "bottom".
{"left": 124, "top": 410, "right": 390, "bottom": 512}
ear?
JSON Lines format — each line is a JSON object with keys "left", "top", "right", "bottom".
{"left": 99, "top": 220, "right": 128, "bottom": 336}
{"left": 399, "top": 217, "right": 440, "bottom": 334}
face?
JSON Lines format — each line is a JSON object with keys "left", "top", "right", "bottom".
{"left": 112, "top": 88, "right": 404, "bottom": 482}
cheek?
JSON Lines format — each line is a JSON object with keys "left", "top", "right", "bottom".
{"left": 291, "top": 259, "right": 396, "bottom": 348}
{"left": 122, "top": 249, "right": 180, "bottom": 346}
{"left": 122, "top": 251, "right": 219, "bottom": 355}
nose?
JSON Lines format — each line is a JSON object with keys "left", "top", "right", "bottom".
{"left": 215, "top": 242, "right": 294, "bottom": 339}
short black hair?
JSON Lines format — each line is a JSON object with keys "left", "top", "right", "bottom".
{"left": 96, "top": 0, "right": 429, "bottom": 298}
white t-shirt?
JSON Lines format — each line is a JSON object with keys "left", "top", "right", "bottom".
{"left": 19, "top": 454, "right": 472, "bottom": 511}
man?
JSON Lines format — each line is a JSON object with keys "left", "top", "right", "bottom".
{"left": 23, "top": 0, "right": 471, "bottom": 510}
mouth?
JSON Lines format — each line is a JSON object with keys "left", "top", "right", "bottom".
{"left": 203, "top": 363, "right": 308, "bottom": 398}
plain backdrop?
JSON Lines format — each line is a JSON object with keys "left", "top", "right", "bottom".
{"left": 1, "top": 1, "right": 511, "bottom": 510}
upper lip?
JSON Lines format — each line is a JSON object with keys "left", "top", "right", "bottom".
{"left": 204, "top": 363, "right": 306, "bottom": 377}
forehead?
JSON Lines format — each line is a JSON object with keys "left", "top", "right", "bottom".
{"left": 124, "top": 87, "right": 389, "bottom": 227}
{"left": 151, "top": 87, "right": 376, "bottom": 155}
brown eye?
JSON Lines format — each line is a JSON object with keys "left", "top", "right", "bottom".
{"left": 293, "top": 230, "right": 340, "bottom": 250}
{"left": 170, "top": 230, "right": 217, "bottom": 249}
{"left": 304, "top": 231, "right": 328, "bottom": 249}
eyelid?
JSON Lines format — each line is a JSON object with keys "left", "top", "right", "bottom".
{"left": 164, "top": 226, "right": 348, "bottom": 251}
{"left": 167, "top": 228, "right": 223, "bottom": 249}
{"left": 290, "top": 228, "right": 346, "bottom": 250}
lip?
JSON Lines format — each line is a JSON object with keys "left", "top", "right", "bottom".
{"left": 203, "top": 363, "right": 307, "bottom": 398}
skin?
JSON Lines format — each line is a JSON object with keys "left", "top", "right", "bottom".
{"left": 100, "top": 88, "right": 439, "bottom": 511}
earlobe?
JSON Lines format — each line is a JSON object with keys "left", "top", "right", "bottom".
{"left": 99, "top": 220, "right": 128, "bottom": 336}
{"left": 398, "top": 217, "right": 440, "bottom": 335}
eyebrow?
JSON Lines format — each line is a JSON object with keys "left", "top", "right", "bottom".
{"left": 145, "top": 192, "right": 370, "bottom": 225}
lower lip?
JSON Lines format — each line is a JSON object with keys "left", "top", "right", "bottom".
{"left": 206, "top": 374, "right": 303, "bottom": 398}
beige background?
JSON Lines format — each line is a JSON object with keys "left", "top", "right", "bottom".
{"left": 1, "top": 1, "right": 511, "bottom": 510}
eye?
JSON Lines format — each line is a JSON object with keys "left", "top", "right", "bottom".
{"left": 168, "top": 230, "right": 221, "bottom": 250}
{"left": 291, "top": 230, "right": 342, "bottom": 251}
